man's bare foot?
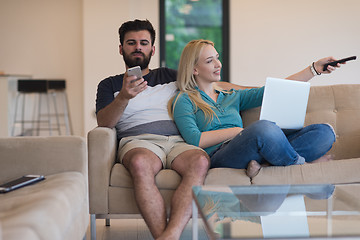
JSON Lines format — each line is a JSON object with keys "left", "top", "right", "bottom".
{"left": 246, "top": 160, "right": 262, "bottom": 178}
{"left": 311, "top": 154, "right": 334, "bottom": 164}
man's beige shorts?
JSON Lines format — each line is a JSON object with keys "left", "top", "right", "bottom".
{"left": 118, "top": 134, "right": 206, "bottom": 169}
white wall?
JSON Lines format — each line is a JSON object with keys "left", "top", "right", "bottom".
{"left": 230, "top": 0, "right": 360, "bottom": 86}
{"left": 0, "top": 0, "right": 83, "bottom": 136}
{"left": 83, "top": 0, "right": 160, "bottom": 134}
{"left": 1, "top": 0, "right": 359, "bottom": 136}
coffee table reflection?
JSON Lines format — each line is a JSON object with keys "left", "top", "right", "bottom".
{"left": 192, "top": 184, "right": 360, "bottom": 239}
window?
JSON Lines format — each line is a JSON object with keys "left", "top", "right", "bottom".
{"left": 160, "top": 0, "right": 229, "bottom": 81}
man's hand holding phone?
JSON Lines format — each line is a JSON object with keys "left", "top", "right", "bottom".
{"left": 127, "top": 66, "right": 143, "bottom": 82}
{"left": 120, "top": 66, "right": 147, "bottom": 100}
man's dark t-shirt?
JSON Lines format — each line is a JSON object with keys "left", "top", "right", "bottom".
{"left": 96, "top": 68, "right": 180, "bottom": 139}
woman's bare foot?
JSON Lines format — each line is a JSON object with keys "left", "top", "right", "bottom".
{"left": 311, "top": 154, "right": 334, "bottom": 164}
{"left": 246, "top": 160, "right": 262, "bottom": 178}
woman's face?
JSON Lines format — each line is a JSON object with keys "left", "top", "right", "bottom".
{"left": 194, "top": 44, "right": 222, "bottom": 84}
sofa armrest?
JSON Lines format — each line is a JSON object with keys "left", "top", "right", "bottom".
{"left": 0, "top": 136, "right": 87, "bottom": 184}
{"left": 88, "top": 127, "right": 117, "bottom": 214}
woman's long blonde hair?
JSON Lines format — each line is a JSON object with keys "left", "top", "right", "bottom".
{"left": 169, "top": 39, "right": 218, "bottom": 122}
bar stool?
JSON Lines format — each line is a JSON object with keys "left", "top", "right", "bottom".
{"left": 11, "top": 79, "right": 53, "bottom": 136}
{"left": 11, "top": 79, "right": 73, "bottom": 136}
{"left": 48, "top": 80, "right": 73, "bottom": 135}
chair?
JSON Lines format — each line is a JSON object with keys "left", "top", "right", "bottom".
{"left": 11, "top": 79, "right": 72, "bottom": 136}
{"left": 48, "top": 80, "right": 73, "bottom": 135}
{"left": 12, "top": 79, "right": 54, "bottom": 136}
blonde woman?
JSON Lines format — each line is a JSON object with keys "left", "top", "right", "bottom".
{"left": 170, "top": 39, "right": 340, "bottom": 177}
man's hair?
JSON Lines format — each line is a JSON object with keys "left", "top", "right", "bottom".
{"left": 118, "top": 19, "right": 156, "bottom": 46}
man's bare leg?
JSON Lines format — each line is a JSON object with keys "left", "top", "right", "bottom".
{"left": 122, "top": 148, "right": 166, "bottom": 239}
{"left": 157, "top": 150, "right": 210, "bottom": 240}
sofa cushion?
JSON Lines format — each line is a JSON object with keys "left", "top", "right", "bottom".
{"left": 305, "top": 85, "right": 360, "bottom": 160}
{"left": 1, "top": 227, "right": 38, "bottom": 240}
{"left": 205, "top": 168, "right": 251, "bottom": 185}
{"left": 109, "top": 164, "right": 133, "bottom": 188}
{"left": 109, "top": 164, "right": 182, "bottom": 214}
{"left": 0, "top": 172, "right": 88, "bottom": 240}
{"left": 252, "top": 158, "right": 360, "bottom": 185}
{"left": 110, "top": 163, "right": 182, "bottom": 189}
{"left": 110, "top": 164, "right": 251, "bottom": 189}
{"left": 0, "top": 136, "right": 87, "bottom": 184}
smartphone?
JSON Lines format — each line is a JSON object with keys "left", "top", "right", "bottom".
{"left": 0, "top": 175, "right": 45, "bottom": 193}
{"left": 323, "top": 56, "right": 356, "bottom": 71}
{"left": 127, "top": 66, "right": 142, "bottom": 81}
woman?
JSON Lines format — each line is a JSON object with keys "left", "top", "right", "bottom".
{"left": 170, "top": 39, "right": 339, "bottom": 177}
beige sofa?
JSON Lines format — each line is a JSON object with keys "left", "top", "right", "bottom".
{"left": 88, "top": 84, "right": 360, "bottom": 239}
{"left": 0, "top": 136, "right": 89, "bottom": 240}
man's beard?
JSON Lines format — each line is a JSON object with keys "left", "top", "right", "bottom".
{"left": 123, "top": 50, "right": 153, "bottom": 70}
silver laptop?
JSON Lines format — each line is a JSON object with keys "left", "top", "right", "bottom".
{"left": 259, "top": 77, "right": 310, "bottom": 131}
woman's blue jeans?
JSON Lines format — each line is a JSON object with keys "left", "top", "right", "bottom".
{"left": 210, "top": 120, "right": 336, "bottom": 169}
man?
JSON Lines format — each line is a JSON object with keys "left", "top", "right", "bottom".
{"left": 96, "top": 19, "right": 210, "bottom": 240}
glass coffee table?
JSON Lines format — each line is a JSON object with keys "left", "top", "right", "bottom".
{"left": 192, "top": 184, "right": 360, "bottom": 239}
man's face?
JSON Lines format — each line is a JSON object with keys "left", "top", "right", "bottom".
{"left": 120, "top": 30, "right": 155, "bottom": 70}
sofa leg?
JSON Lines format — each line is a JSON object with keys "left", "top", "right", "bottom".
{"left": 90, "top": 214, "right": 96, "bottom": 240}
{"left": 105, "top": 218, "right": 110, "bottom": 226}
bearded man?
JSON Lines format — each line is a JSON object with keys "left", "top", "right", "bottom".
{"left": 95, "top": 19, "right": 210, "bottom": 240}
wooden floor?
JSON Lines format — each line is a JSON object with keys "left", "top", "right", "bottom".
{"left": 86, "top": 218, "right": 209, "bottom": 240}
